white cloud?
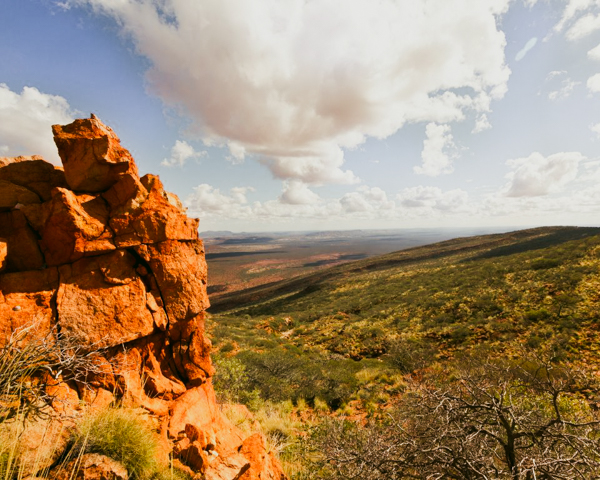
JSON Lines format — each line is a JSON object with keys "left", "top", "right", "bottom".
{"left": 65, "top": 0, "right": 511, "bottom": 185}
{"left": 566, "top": 12, "right": 600, "bottom": 40}
{"left": 226, "top": 142, "right": 246, "bottom": 165}
{"left": 504, "top": 152, "right": 583, "bottom": 197}
{"left": 186, "top": 184, "right": 254, "bottom": 215}
{"left": 397, "top": 186, "right": 470, "bottom": 213}
{"left": 340, "top": 186, "right": 395, "bottom": 213}
{"left": 279, "top": 180, "right": 319, "bottom": 205}
{"left": 161, "top": 139, "right": 207, "bottom": 167}
{"left": 588, "top": 43, "right": 600, "bottom": 60}
{"left": 553, "top": 0, "right": 600, "bottom": 34}
{"left": 548, "top": 78, "right": 580, "bottom": 100}
{"left": 587, "top": 73, "right": 600, "bottom": 92}
{"left": 472, "top": 114, "right": 492, "bottom": 133}
{"left": 546, "top": 70, "right": 567, "bottom": 80}
{"left": 414, "top": 123, "right": 456, "bottom": 176}
{"left": 0, "top": 84, "right": 75, "bottom": 164}
{"left": 515, "top": 37, "right": 538, "bottom": 61}
{"left": 591, "top": 122, "right": 600, "bottom": 137}
{"left": 187, "top": 183, "right": 399, "bottom": 224}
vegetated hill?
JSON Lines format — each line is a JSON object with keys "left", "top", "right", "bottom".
{"left": 209, "top": 225, "right": 600, "bottom": 361}
{"left": 207, "top": 226, "right": 600, "bottom": 478}
{"left": 209, "top": 225, "right": 600, "bottom": 312}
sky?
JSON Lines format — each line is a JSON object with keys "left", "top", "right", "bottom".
{"left": 1, "top": 0, "right": 600, "bottom": 232}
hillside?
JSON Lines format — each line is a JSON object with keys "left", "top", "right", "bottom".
{"left": 208, "top": 223, "right": 600, "bottom": 392}
{"left": 205, "top": 225, "right": 600, "bottom": 478}
{"left": 206, "top": 225, "right": 600, "bottom": 478}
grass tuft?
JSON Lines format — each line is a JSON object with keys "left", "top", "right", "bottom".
{"left": 68, "top": 408, "right": 159, "bottom": 480}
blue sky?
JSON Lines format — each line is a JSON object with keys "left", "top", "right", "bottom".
{"left": 2, "top": 0, "right": 600, "bottom": 232}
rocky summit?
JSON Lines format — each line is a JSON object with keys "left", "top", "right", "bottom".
{"left": 0, "top": 115, "right": 286, "bottom": 480}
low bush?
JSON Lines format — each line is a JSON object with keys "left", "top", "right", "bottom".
{"left": 68, "top": 408, "right": 159, "bottom": 480}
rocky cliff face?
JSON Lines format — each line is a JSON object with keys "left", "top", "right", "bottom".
{"left": 0, "top": 115, "right": 286, "bottom": 480}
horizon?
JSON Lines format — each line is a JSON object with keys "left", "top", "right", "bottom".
{"left": 199, "top": 223, "right": 600, "bottom": 235}
{"left": 2, "top": 1, "right": 600, "bottom": 231}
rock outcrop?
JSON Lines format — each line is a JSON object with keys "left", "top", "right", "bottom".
{"left": 0, "top": 116, "right": 287, "bottom": 480}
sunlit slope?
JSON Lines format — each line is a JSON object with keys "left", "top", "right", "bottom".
{"left": 209, "top": 226, "right": 600, "bottom": 361}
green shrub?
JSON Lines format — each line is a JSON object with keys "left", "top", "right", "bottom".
{"left": 219, "top": 342, "right": 235, "bottom": 353}
{"left": 212, "top": 354, "right": 259, "bottom": 405}
{"left": 68, "top": 408, "right": 159, "bottom": 480}
{"left": 523, "top": 309, "right": 551, "bottom": 323}
{"left": 530, "top": 258, "right": 560, "bottom": 270}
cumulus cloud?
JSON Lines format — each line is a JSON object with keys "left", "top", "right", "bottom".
{"left": 279, "top": 180, "right": 319, "bottom": 205}
{"left": 588, "top": 43, "right": 600, "bottom": 60}
{"left": 553, "top": 0, "right": 600, "bottom": 35}
{"left": 186, "top": 184, "right": 254, "bottom": 215}
{"left": 186, "top": 183, "right": 401, "bottom": 224}
{"left": 397, "top": 186, "right": 470, "bottom": 212}
{"left": 566, "top": 12, "right": 600, "bottom": 40}
{"left": 340, "top": 186, "right": 395, "bottom": 213}
{"left": 515, "top": 37, "right": 538, "bottom": 61}
{"left": 504, "top": 152, "right": 583, "bottom": 197}
{"left": 161, "top": 140, "right": 207, "bottom": 167}
{"left": 414, "top": 123, "right": 456, "bottom": 176}
{"left": 591, "top": 122, "right": 600, "bottom": 137}
{"left": 472, "top": 114, "right": 492, "bottom": 133}
{"left": 0, "top": 84, "right": 75, "bottom": 164}
{"left": 65, "top": 0, "right": 511, "bottom": 185}
{"left": 587, "top": 73, "right": 600, "bottom": 92}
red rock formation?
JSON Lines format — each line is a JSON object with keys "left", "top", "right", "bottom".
{"left": 0, "top": 116, "right": 287, "bottom": 480}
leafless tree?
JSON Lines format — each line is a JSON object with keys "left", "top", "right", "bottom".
{"left": 315, "top": 353, "right": 600, "bottom": 479}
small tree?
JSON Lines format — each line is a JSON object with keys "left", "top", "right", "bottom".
{"left": 315, "top": 353, "right": 600, "bottom": 480}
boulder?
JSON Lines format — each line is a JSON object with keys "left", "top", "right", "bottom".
{"left": 170, "top": 314, "right": 214, "bottom": 383}
{"left": 0, "top": 157, "right": 68, "bottom": 201}
{"left": 135, "top": 240, "right": 209, "bottom": 323}
{"left": 9, "top": 413, "right": 69, "bottom": 477}
{"left": 39, "top": 188, "right": 115, "bottom": 266}
{"left": 105, "top": 174, "right": 199, "bottom": 247}
{"left": 52, "top": 115, "right": 138, "bottom": 192}
{"left": 205, "top": 454, "right": 250, "bottom": 480}
{"left": 0, "top": 210, "right": 45, "bottom": 272}
{"left": 0, "top": 268, "right": 58, "bottom": 347}
{"left": 56, "top": 250, "right": 155, "bottom": 348}
{"left": 238, "top": 434, "right": 287, "bottom": 480}
{"left": 0, "top": 155, "right": 41, "bottom": 167}
{"left": 0, "top": 180, "right": 40, "bottom": 210}
{"left": 52, "top": 454, "right": 128, "bottom": 480}
{"left": 0, "top": 239, "right": 6, "bottom": 272}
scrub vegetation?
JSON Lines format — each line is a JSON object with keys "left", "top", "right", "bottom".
{"left": 208, "top": 226, "right": 600, "bottom": 479}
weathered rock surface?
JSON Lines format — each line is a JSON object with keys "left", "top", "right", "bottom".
{"left": 0, "top": 210, "right": 45, "bottom": 272}
{"left": 105, "top": 174, "right": 198, "bottom": 247}
{"left": 0, "top": 239, "right": 6, "bottom": 272}
{"left": 52, "top": 114, "right": 138, "bottom": 192}
{"left": 52, "top": 454, "right": 129, "bottom": 480}
{"left": 0, "top": 268, "right": 58, "bottom": 346}
{"left": 57, "top": 250, "right": 155, "bottom": 348}
{"left": 0, "top": 179, "right": 40, "bottom": 210}
{"left": 40, "top": 188, "right": 115, "bottom": 265}
{"left": 0, "top": 157, "right": 67, "bottom": 201}
{"left": 0, "top": 116, "right": 287, "bottom": 480}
